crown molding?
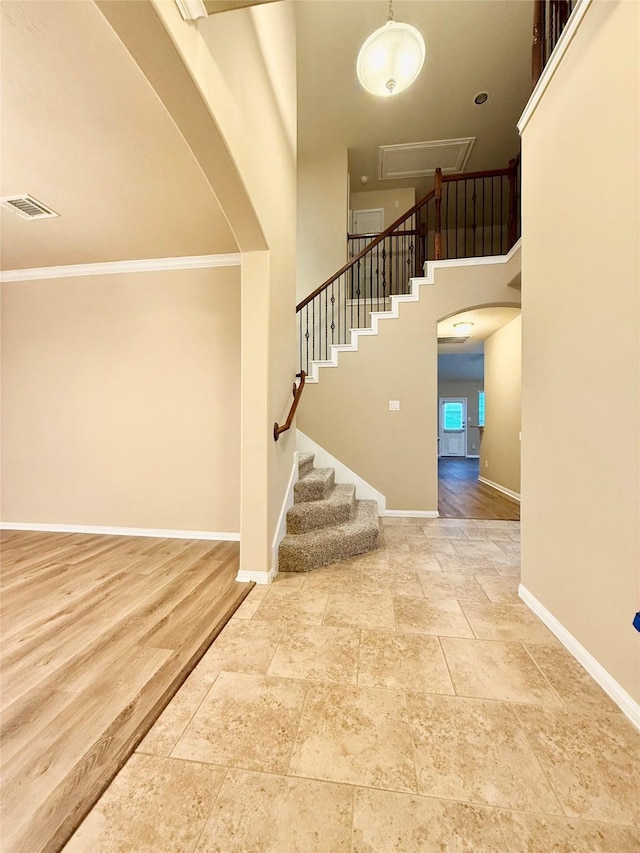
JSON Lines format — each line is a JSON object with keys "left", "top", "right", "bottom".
{"left": 1, "top": 253, "right": 241, "bottom": 283}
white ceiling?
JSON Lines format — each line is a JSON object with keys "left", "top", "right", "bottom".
{"left": 0, "top": 0, "right": 237, "bottom": 271}
{"left": 437, "top": 306, "right": 520, "bottom": 381}
{"left": 296, "top": 0, "right": 533, "bottom": 198}
{"left": 438, "top": 305, "right": 521, "bottom": 353}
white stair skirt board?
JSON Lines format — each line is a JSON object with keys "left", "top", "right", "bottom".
{"left": 266, "top": 451, "right": 300, "bottom": 581}
{"left": 519, "top": 585, "right": 640, "bottom": 730}
{"left": 297, "top": 430, "right": 386, "bottom": 515}
{"left": 0, "top": 521, "right": 239, "bottom": 540}
{"left": 385, "top": 510, "right": 439, "bottom": 518}
{"left": 306, "top": 240, "right": 522, "bottom": 383}
{"left": 478, "top": 476, "right": 521, "bottom": 503}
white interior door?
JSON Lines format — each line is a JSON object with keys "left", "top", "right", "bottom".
{"left": 352, "top": 208, "right": 384, "bottom": 235}
{"left": 439, "top": 397, "right": 467, "bottom": 456}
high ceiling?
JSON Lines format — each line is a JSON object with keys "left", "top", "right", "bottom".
{"left": 296, "top": 0, "right": 533, "bottom": 198}
{"left": 0, "top": 0, "right": 237, "bottom": 271}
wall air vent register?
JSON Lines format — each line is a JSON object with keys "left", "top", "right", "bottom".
{"left": 1, "top": 194, "right": 59, "bottom": 220}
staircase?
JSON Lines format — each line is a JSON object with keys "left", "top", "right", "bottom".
{"left": 278, "top": 452, "right": 379, "bottom": 572}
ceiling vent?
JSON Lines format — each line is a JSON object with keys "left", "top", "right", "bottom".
{"left": 438, "top": 336, "right": 471, "bottom": 345}
{"left": 379, "top": 137, "right": 475, "bottom": 180}
{"left": 1, "top": 194, "right": 59, "bottom": 220}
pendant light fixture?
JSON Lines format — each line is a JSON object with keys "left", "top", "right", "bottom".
{"left": 356, "top": 0, "right": 426, "bottom": 97}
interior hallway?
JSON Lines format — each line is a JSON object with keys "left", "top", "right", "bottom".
{"left": 439, "top": 456, "right": 520, "bottom": 521}
{"left": 63, "top": 519, "right": 639, "bottom": 851}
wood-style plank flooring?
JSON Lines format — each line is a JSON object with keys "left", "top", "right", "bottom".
{"left": 438, "top": 457, "right": 520, "bottom": 520}
{"left": 0, "top": 531, "right": 251, "bottom": 853}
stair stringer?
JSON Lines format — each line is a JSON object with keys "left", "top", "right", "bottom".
{"left": 305, "top": 241, "right": 522, "bottom": 383}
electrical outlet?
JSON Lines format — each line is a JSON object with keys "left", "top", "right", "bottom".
{"left": 389, "top": 400, "right": 400, "bottom": 412}
{"left": 485, "top": 460, "right": 488, "bottom": 468}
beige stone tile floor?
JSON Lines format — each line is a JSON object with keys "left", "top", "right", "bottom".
{"left": 64, "top": 518, "right": 640, "bottom": 852}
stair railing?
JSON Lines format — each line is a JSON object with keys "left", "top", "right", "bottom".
{"left": 274, "top": 371, "right": 306, "bottom": 441}
{"left": 297, "top": 158, "right": 520, "bottom": 376}
{"left": 532, "top": 0, "right": 574, "bottom": 86}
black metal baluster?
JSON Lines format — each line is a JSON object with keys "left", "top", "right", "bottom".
{"left": 491, "top": 176, "right": 495, "bottom": 255}
{"left": 330, "top": 281, "right": 335, "bottom": 352}
{"left": 500, "top": 175, "right": 504, "bottom": 253}
{"left": 356, "top": 259, "right": 361, "bottom": 328}
{"left": 304, "top": 306, "right": 310, "bottom": 375}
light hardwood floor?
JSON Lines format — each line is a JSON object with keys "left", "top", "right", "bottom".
{"left": 0, "top": 530, "right": 251, "bottom": 853}
{"left": 438, "top": 457, "right": 520, "bottom": 520}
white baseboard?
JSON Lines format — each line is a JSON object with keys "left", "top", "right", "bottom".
{"left": 519, "top": 584, "right": 640, "bottom": 730}
{"left": 236, "top": 565, "right": 277, "bottom": 585}
{"left": 296, "top": 431, "right": 386, "bottom": 515}
{"left": 270, "top": 452, "right": 299, "bottom": 578}
{"left": 478, "top": 476, "right": 521, "bottom": 503}
{"left": 385, "top": 510, "right": 439, "bottom": 518}
{"left": 0, "top": 521, "right": 240, "bottom": 540}
{"left": 466, "top": 454, "right": 480, "bottom": 459}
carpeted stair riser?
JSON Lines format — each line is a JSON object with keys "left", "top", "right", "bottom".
{"left": 286, "top": 483, "right": 356, "bottom": 534}
{"left": 279, "top": 452, "right": 379, "bottom": 573}
{"left": 293, "top": 467, "right": 335, "bottom": 503}
{"left": 279, "top": 499, "right": 379, "bottom": 573}
{"left": 297, "top": 452, "right": 315, "bottom": 479}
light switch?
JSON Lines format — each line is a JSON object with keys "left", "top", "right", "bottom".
{"left": 389, "top": 400, "right": 400, "bottom": 411}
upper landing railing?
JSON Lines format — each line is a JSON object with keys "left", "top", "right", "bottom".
{"left": 296, "top": 158, "right": 520, "bottom": 376}
{"left": 532, "top": 0, "right": 575, "bottom": 85}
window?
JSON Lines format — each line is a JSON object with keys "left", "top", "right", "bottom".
{"left": 443, "top": 401, "right": 464, "bottom": 431}
{"left": 478, "top": 391, "right": 485, "bottom": 427}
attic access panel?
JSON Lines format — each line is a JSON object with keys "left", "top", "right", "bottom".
{"left": 379, "top": 137, "right": 475, "bottom": 180}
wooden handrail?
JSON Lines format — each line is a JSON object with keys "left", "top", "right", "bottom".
{"left": 297, "top": 190, "right": 435, "bottom": 311}
{"left": 273, "top": 372, "right": 306, "bottom": 441}
{"left": 296, "top": 164, "right": 518, "bottom": 312}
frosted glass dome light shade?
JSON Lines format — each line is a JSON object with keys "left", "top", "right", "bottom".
{"left": 357, "top": 20, "right": 426, "bottom": 97}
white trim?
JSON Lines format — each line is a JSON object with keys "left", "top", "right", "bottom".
{"left": 270, "top": 452, "right": 299, "bottom": 577}
{"left": 305, "top": 241, "right": 522, "bottom": 383}
{"left": 175, "top": 0, "right": 207, "bottom": 21}
{"left": 296, "top": 430, "right": 386, "bottom": 515}
{"left": 519, "top": 584, "right": 640, "bottom": 730}
{"left": 236, "top": 565, "right": 278, "bottom": 585}
{"left": 385, "top": 510, "right": 439, "bottom": 518}
{"left": 466, "top": 454, "right": 480, "bottom": 459}
{"left": 0, "top": 253, "right": 241, "bottom": 283}
{"left": 518, "top": 0, "right": 593, "bottom": 134}
{"left": 0, "top": 521, "right": 239, "bottom": 540}
{"left": 478, "top": 476, "right": 521, "bottom": 503}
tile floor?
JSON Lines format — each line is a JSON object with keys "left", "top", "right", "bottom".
{"left": 63, "top": 518, "right": 640, "bottom": 852}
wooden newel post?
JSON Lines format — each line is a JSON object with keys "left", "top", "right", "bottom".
{"left": 434, "top": 167, "right": 443, "bottom": 261}
{"left": 507, "top": 158, "right": 518, "bottom": 249}
{"left": 532, "top": 0, "right": 545, "bottom": 87}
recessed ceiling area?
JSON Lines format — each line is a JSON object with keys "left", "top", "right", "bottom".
{"left": 296, "top": 0, "right": 532, "bottom": 198}
{"left": 0, "top": 0, "right": 237, "bottom": 271}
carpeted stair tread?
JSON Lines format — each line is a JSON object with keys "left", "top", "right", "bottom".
{"left": 279, "top": 499, "right": 379, "bottom": 573}
{"left": 294, "top": 467, "right": 335, "bottom": 502}
{"left": 286, "top": 483, "right": 356, "bottom": 534}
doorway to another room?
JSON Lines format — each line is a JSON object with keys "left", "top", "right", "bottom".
{"left": 437, "top": 307, "right": 521, "bottom": 521}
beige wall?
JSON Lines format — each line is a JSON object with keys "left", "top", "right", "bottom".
{"left": 298, "top": 260, "right": 520, "bottom": 511}
{"left": 297, "top": 148, "right": 348, "bottom": 302}
{"left": 112, "top": 0, "right": 299, "bottom": 578}
{"left": 350, "top": 188, "right": 416, "bottom": 232}
{"left": 1, "top": 267, "right": 241, "bottom": 532}
{"left": 521, "top": 0, "right": 639, "bottom": 700}
{"left": 438, "top": 379, "right": 483, "bottom": 456}
{"left": 480, "top": 315, "right": 521, "bottom": 494}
